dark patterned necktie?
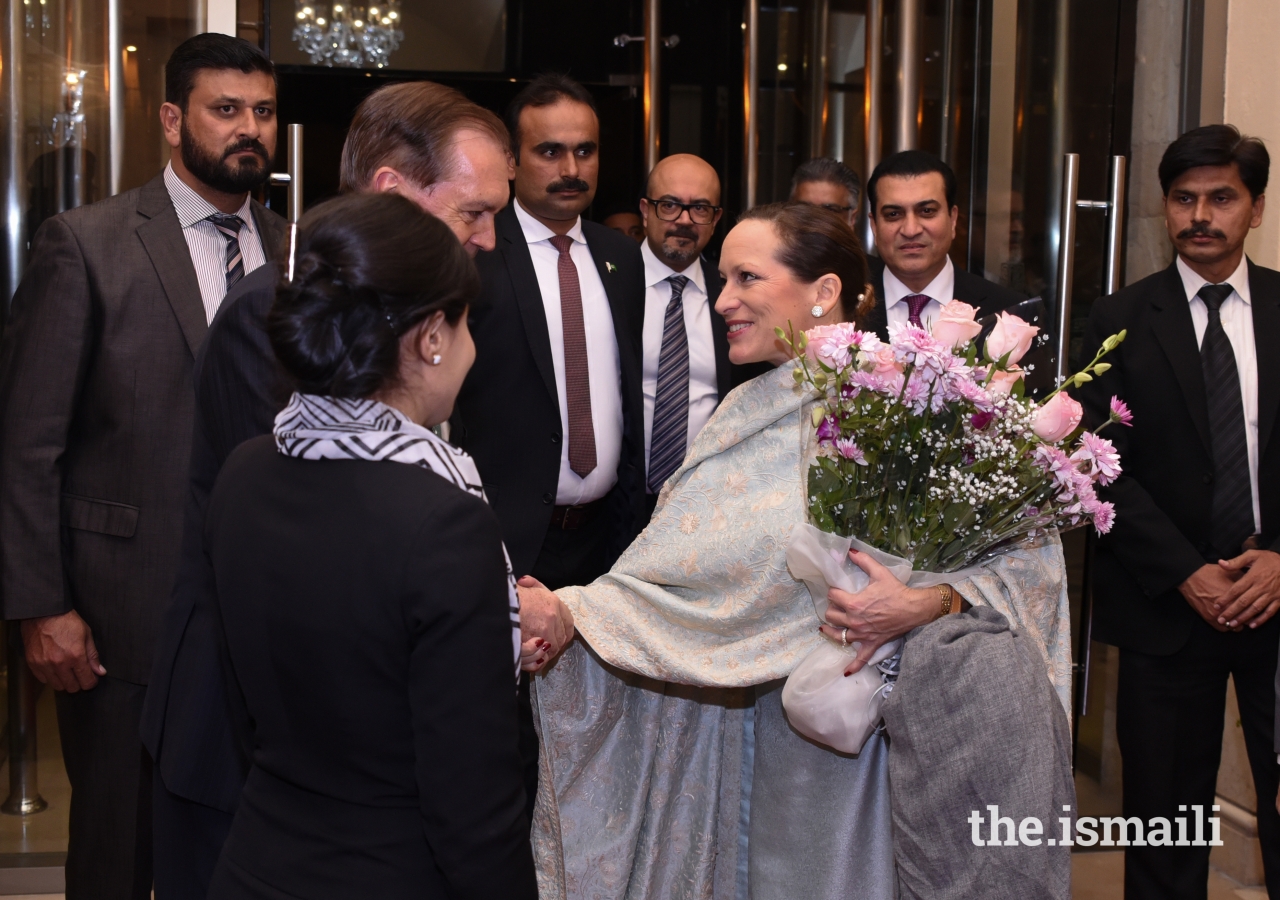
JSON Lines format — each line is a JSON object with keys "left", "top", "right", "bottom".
{"left": 549, "top": 234, "right": 596, "bottom": 478}
{"left": 208, "top": 213, "right": 245, "bottom": 292}
{"left": 648, "top": 274, "right": 691, "bottom": 494}
{"left": 1198, "top": 282, "right": 1254, "bottom": 557}
{"left": 904, "top": 293, "right": 930, "bottom": 327}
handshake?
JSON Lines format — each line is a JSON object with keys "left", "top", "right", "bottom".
{"left": 516, "top": 575, "right": 575, "bottom": 672}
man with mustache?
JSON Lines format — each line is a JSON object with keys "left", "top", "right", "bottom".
{"left": 637, "top": 153, "right": 767, "bottom": 521}
{"left": 1080, "top": 124, "right": 1280, "bottom": 900}
{"left": 450, "top": 74, "right": 645, "bottom": 815}
{"left": 0, "top": 34, "right": 284, "bottom": 899}
{"left": 140, "top": 81, "right": 533, "bottom": 897}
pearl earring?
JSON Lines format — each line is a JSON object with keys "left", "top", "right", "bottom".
{"left": 857, "top": 293, "right": 866, "bottom": 302}
{"left": 431, "top": 354, "right": 442, "bottom": 366}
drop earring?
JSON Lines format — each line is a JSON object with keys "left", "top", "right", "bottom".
{"left": 431, "top": 354, "right": 442, "bottom": 366}
{"left": 810, "top": 304, "right": 825, "bottom": 318}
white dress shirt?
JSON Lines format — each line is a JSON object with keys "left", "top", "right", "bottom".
{"left": 1177, "top": 254, "right": 1261, "bottom": 533}
{"left": 514, "top": 199, "right": 624, "bottom": 506}
{"left": 883, "top": 256, "right": 956, "bottom": 332}
{"left": 640, "top": 242, "right": 721, "bottom": 489}
{"left": 163, "top": 163, "right": 266, "bottom": 324}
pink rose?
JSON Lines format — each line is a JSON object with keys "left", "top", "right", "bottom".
{"left": 987, "top": 365, "right": 1024, "bottom": 396}
{"left": 870, "top": 346, "right": 902, "bottom": 376}
{"left": 932, "top": 299, "right": 983, "bottom": 349}
{"left": 1032, "top": 391, "right": 1084, "bottom": 442}
{"left": 985, "top": 312, "right": 1040, "bottom": 366}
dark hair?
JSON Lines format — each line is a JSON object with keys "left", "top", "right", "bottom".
{"left": 339, "top": 81, "right": 510, "bottom": 192}
{"left": 1159, "top": 124, "right": 1270, "bottom": 199}
{"left": 738, "top": 202, "right": 875, "bottom": 325}
{"left": 269, "top": 193, "right": 478, "bottom": 399}
{"left": 866, "top": 150, "right": 957, "bottom": 215}
{"left": 164, "top": 33, "right": 275, "bottom": 112}
{"left": 505, "top": 73, "right": 597, "bottom": 162}
{"left": 791, "top": 157, "right": 862, "bottom": 206}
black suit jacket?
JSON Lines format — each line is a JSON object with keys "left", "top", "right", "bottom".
{"left": 206, "top": 439, "right": 536, "bottom": 898}
{"left": 1079, "top": 259, "right": 1280, "bottom": 655}
{"left": 0, "top": 174, "right": 284, "bottom": 683}
{"left": 141, "top": 263, "right": 287, "bottom": 810}
{"left": 862, "top": 255, "right": 1029, "bottom": 340}
{"left": 451, "top": 204, "right": 646, "bottom": 576}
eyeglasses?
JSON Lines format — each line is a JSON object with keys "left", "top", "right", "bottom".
{"left": 644, "top": 197, "right": 721, "bottom": 225}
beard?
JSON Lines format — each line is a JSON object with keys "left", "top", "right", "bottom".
{"left": 179, "top": 119, "right": 272, "bottom": 194}
{"left": 659, "top": 226, "right": 700, "bottom": 265}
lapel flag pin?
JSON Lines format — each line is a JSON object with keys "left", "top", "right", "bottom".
{"left": 606, "top": 262, "right": 617, "bottom": 273}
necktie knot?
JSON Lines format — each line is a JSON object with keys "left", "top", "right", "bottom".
{"left": 904, "top": 293, "right": 931, "bottom": 327}
{"left": 208, "top": 213, "right": 243, "bottom": 237}
{"left": 667, "top": 274, "right": 690, "bottom": 297}
{"left": 550, "top": 234, "right": 574, "bottom": 255}
{"left": 1197, "top": 282, "right": 1234, "bottom": 313}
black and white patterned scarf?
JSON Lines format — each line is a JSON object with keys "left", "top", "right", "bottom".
{"left": 274, "top": 393, "right": 521, "bottom": 677}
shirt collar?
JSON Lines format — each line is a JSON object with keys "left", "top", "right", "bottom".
{"left": 882, "top": 256, "right": 955, "bottom": 308}
{"left": 163, "top": 162, "right": 256, "bottom": 233}
{"left": 514, "top": 197, "right": 585, "bottom": 246}
{"left": 641, "top": 240, "right": 706, "bottom": 295}
{"left": 1177, "top": 253, "right": 1251, "bottom": 306}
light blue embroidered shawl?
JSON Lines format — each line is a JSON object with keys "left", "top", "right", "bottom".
{"left": 532, "top": 364, "right": 1071, "bottom": 900}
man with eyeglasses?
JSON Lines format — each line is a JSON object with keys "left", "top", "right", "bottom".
{"left": 638, "top": 153, "right": 768, "bottom": 521}
{"left": 790, "top": 156, "right": 861, "bottom": 226}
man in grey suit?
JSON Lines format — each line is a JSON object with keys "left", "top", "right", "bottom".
{"left": 0, "top": 34, "right": 284, "bottom": 899}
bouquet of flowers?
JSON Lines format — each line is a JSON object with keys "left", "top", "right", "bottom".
{"left": 790, "top": 301, "right": 1129, "bottom": 571}
{"left": 779, "top": 300, "right": 1129, "bottom": 754}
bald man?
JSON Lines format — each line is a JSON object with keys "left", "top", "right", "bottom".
{"left": 638, "top": 154, "right": 766, "bottom": 520}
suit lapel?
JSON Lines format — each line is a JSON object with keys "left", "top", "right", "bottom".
{"left": 1250, "top": 260, "right": 1280, "bottom": 458}
{"left": 497, "top": 207, "right": 559, "bottom": 406}
{"left": 702, "top": 257, "right": 734, "bottom": 401}
{"left": 135, "top": 175, "right": 206, "bottom": 356}
{"left": 251, "top": 201, "right": 287, "bottom": 262}
{"left": 1150, "top": 263, "right": 1212, "bottom": 455}
{"left": 584, "top": 224, "right": 638, "bottom": 362}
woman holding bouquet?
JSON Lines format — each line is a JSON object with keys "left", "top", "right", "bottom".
{"left": 524, "top": 203, "right": 1075, "bottom": 900}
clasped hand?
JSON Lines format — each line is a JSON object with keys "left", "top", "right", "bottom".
{"left": 1180, "top": 548, "right": 1280, "bottom": 631}
{"left": 21, "top": 609, "right": 107, "bottom": 692}
{"left": 516, "top": 575, "right": 575, "bottom": 673}
{"left": 818, "top": 548, "right": 942, "bottom": 676}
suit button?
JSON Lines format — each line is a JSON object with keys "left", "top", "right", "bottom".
{"left": 1203, "top": 473, "right": 1213, "bottom": 484}
{"left": 542, "top": 493, "right": 554, "bottom": 505}
{"left": 551, "top": 432, "right": 561, "bottom": 444}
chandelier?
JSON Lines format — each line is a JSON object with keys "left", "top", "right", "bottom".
{"left": 292, "top": 0, "right": 403, "bottom": 68}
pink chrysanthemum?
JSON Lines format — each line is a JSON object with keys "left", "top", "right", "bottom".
{"left": 1109, "top": 395, "right": 1134, "bottom": 427}
{"left": 1071, "top": 431, "right": 1122, "bottom": 485}
{"left": 834, "top": 437, "right": 868, "bottom": 464}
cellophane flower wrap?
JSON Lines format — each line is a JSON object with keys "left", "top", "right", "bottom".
{"left": 786, "top": 301, "right": 1130, "bottom": 572}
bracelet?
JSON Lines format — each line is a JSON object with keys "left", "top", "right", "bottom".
{"left": 936, "top": 583, "right": 954, "bottom": 617}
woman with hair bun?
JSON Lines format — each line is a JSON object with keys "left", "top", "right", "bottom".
{"left": 524, "top": 203, "right": 1071, "bottom": 898}
{"left": 204, "top": 192, "right": 537, "bottom": 900}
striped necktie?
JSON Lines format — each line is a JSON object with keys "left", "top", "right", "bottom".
{"left": 648, "top": 274, "right": 691, "bottom": 494}
{"left": 1198, "top": 282, "right": 1255, "bottom": 557}
{"left": 208, "top": 213, "right": 245, "bottom": 293}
